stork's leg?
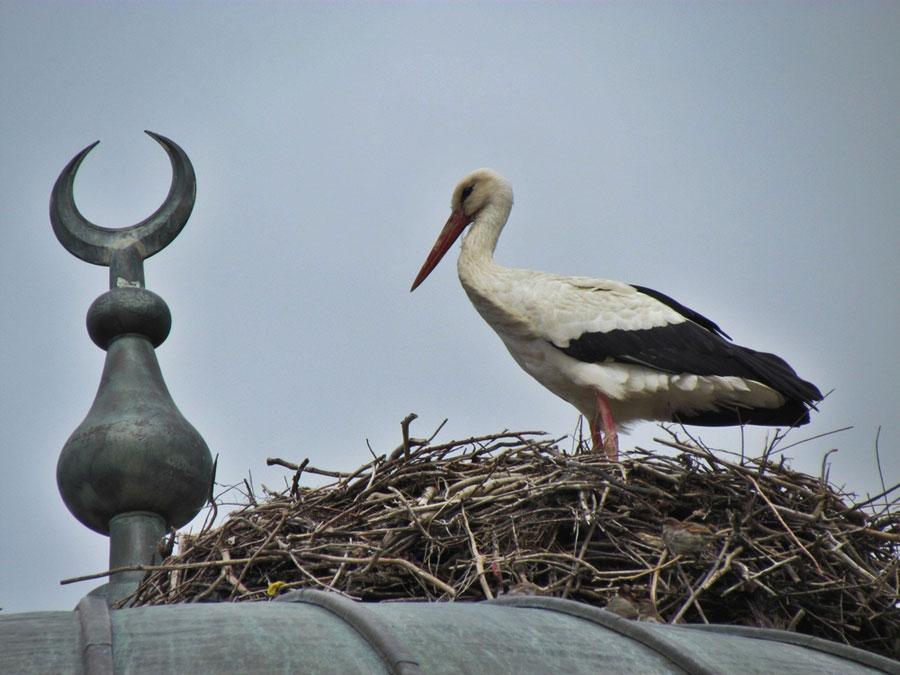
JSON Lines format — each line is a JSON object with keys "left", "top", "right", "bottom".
{"left": 588, "top": 418, "right": 603, "bottom": 453}
{"left": 590, "top": 390, "right": 619, "bottom": 461}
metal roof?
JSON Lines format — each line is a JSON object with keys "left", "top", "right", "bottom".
{"left": 1, "top": 591, "right": 896, "bottom": 674}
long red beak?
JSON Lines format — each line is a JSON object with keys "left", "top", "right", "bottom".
{"left": 410, "top": 209, "right": 471, "bottom": 291}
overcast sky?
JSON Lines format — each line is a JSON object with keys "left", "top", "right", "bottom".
{"left": 1, "top": 2, "right": 897, "bottom": 613}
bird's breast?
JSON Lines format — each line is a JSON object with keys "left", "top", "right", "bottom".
{"left": 458, "top": 266, "right": 533, "bottom": 338}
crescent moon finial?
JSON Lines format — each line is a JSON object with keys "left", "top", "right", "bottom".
{"left": 50, "top": 131, "right": 196, "bottom": 269}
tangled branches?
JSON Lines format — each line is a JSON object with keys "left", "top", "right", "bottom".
{"left": 123, "top": 426, "right": 900, "bottom": 659}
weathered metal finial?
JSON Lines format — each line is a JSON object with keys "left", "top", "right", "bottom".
{"left": 52, "top": 132, "right": 213, "bottom": 605}
{"left": 50, "top": 130, "right": 196, "bottom": 289}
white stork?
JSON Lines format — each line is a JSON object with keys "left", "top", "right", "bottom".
{"left": 410, "top": 169, "right": 822, "bottom": 460}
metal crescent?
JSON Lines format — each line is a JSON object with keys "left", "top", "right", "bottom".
{"left": 50, "top": 131, "right": 196, "bottom": 266}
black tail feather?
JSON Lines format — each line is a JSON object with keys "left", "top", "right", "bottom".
{"left": 674, "top": 398, "right": 813, "bottom": 428}
{"left": 734, "top": 347, "right": 822, "bottom": 407}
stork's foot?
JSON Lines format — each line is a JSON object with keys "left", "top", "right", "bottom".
{"left": 591, "top": 423, "right": 619, "bottom": 462}
{"left": 602, "top": 430, "right": 619, "bottom": 461}
{"left": 588, "top": 428, "right": 619, "bottom": 461}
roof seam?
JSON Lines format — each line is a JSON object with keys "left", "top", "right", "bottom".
{"left": 275, "top": 589, "right": 421, "bottom": 675}
{"left": 680, "top": 624, "right": 900, "bottom": 674}
{"left": 488, "top": 595, "right": 720, "bottom": 675}
{"left": 75, "top": 595, "right": 114, "bottom": 675}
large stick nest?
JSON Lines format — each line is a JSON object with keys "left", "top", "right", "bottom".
{"left": 126, "top": 424, "right": 900, "bottom": 659}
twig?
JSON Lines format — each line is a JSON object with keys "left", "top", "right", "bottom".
{"left": 461, "top": 505, "right": 493, "bottom": 599}
{"left": 772, "top": 426, "right": 854, "bottom": 454}
{"left": 722, "top": 555, "right": 800, "bottom": 596}
{"left": 401, "top": 413, "right": 418, "bottom": 461}
{"left": 672, "top": 545, "right": 744, "bottom": 623}
{"left": 291, "top": 458, "right": 310, "bottom": 498}
{"left": 745, "top": 474, "right": 822, "bottom": 574}
{"left": 61, "top": 556, "right": 284, "bottom": 585}
{"left": 307, "top": 553, "right": 457, "bottom": 597}
{"left": 874, "top": 426, "right": 888, "bottom": 513}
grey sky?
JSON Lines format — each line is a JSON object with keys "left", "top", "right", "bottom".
{"left": 1, "top": 2, "right": 897, "bottom": 613}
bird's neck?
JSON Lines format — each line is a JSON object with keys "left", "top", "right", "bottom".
{"left": 456, "top": 196, "right": 533, "bottom": 337}
{"left": 457, "top": 198, "right": 515, "bottom": 327}
{"left": 459, "top": 198, "right": 512, "bottom": 269}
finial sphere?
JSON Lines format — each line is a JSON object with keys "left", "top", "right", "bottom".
{"left": 87, "top": 288, "right": 172, "bottom": 349}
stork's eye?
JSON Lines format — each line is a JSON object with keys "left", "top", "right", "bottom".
{"left": 461, "top": 185, "right": 474, "bottom": 202}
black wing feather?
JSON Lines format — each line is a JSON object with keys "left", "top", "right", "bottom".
{"left": 556, "top": 286, "right": 822, "bottom": 417}
{"left": 630, "top": 284, "right": 730, "bottom": 339}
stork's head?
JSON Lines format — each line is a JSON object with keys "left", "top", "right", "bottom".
{"left": 450, "top": 168, "right": 512, "bottom": 218}
{"left": 411, "top": 168, "right": 513, "bottom": 291}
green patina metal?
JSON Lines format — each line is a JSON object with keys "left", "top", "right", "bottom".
{"left": 51, "top": 132, "right": 213, "bottom": 606}
{"left": 1, "top": 593, "right": 897, "bottom": 674}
